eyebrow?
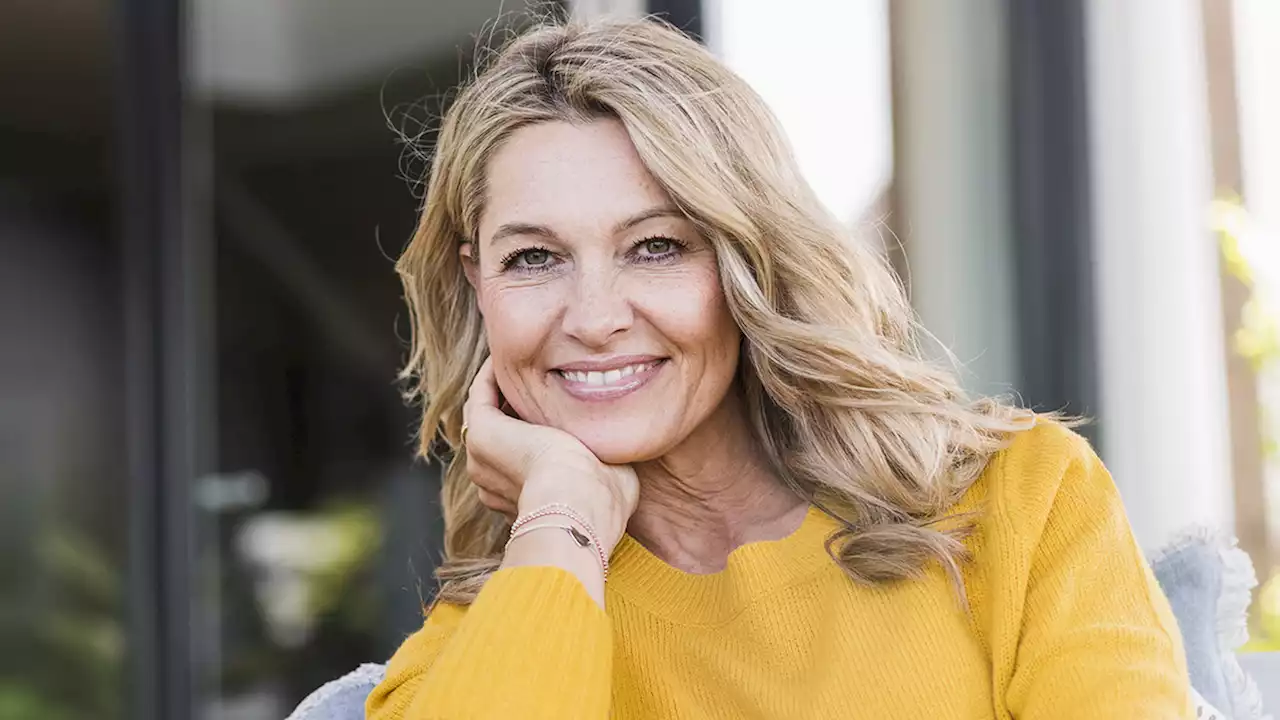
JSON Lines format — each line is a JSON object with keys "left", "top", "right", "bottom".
{"left": 489, "top": 205, "right": 684, "bottom": 243}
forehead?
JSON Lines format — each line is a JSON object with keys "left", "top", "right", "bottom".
{"left": 479, "top": 119, "right": 674, "bottom": 235}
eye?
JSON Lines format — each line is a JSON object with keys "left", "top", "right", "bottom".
{"left": 518, "top": 248, "right": 551, "bottom": 267}
{"left": 642, "top": 237, "right": 672, "bottom": 255}
{"left": 633, "top": 235, "right": 685, "bottom": 262}
{"left": 499, "top": 246, "right": 556, "bottom": 272}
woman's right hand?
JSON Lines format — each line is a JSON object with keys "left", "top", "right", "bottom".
{"left": 462, "top": 356, "right": 640, "bottom": 555}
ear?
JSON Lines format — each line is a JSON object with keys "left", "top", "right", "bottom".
{"left": 460, "top": 241, "right": 479, "bottom": 288}
{"left": 459, "top": 241, "right": 483, "bottom": 313}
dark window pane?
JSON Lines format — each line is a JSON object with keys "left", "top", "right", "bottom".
{"left": 0, "top": 6, "right": 128, "bottom": 712}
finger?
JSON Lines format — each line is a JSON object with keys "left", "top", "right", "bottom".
{"left": 476, "top": 488, "right": 515, "bottom": 516}
{"left": 475, "top": 476, "right": 518, "bottom": 517}
{"left": 462, "top": 356, "right": 514, "bottom": 450}
{"left": 467, "top": 454, "right": 521, "bottom": 506}
{"left": 465, "top": 355, "right": 500, "bottom": 413}
{"left": 463, "top": 358, "right": 558, "bottom": 475}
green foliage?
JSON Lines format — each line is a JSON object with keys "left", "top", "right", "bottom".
{"left": 0, "top": 525, "right": 124, "bottom": 720}
{"left": 1215, "top": 197, "right": 1280, "bottom": 652}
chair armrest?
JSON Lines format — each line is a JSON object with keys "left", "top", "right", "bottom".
{"left": 285, "top": 663, "right": 387, "bottom": 720}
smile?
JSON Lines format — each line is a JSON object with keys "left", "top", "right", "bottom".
{"left": 558, "top": 360, "right": 660, "bottom": 386}
{"left": 553, "top": 359, "right": 666, "bottom": 401}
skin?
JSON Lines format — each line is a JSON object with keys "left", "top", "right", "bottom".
{"left": 459, "top": 119, "right": 807, "bottom": 606}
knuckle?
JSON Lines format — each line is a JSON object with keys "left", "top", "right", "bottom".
{"left": 470, "top": 470, "right": 494, "bottom": 491}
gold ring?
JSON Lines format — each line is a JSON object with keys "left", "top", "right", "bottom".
{"left": 460, "top": 424, "right": 469, "bottom": 446}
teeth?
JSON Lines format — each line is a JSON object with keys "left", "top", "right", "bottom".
{"left": 561, "top": 362, "right": 656, "bottom": 386}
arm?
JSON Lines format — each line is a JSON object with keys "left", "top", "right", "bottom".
{"left": 365, "top": 566, "right": 613, "bottom": 720}
{"left": 366, "top": 357, "right": 636, "bottom": 719}
{"left": 1004, "top": 430, "right": 1192, "bottom": 719}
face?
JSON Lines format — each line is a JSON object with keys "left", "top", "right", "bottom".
{"left": 465, "top": 118, "right": 742, "bottom": 464}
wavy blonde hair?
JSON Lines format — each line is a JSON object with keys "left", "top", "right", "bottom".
{"left": 396, "top": 17, "right": 1037, "bottom": 605}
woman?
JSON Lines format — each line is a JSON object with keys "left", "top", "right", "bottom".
{"left": 367, "top": 17, "right": 1191, "bottom": 719}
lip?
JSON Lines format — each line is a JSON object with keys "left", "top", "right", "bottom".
{"left": 553, "top": 354, "right": 666, "bottom": 372}
{"left": 552, "top": 357, "right": 667, "bottom": 402}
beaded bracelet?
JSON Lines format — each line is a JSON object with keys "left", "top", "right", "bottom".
{"left": 508, "top": 503, "right": 609, "bottom": 580}
{"left": 507, "top": 522, "right": 586, "bottom": 547}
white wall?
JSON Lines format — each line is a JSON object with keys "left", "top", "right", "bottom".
{"left": 711, "top": 0, "right": 1018, "bottom": 399}
{"left": 890, "top": 0, "right": 1021, "bottom": 398}
{"left": 1235, "top": 1, "right": 1280, "bottom": 234}
{"left": 705, "top": 0, "right": 894, "bottom": 226}
{"left": 1084, "top": 0, "right": 1234, "bottom": 545}
{"left": 570, "top": 0, "right": 645, "bottom": 20}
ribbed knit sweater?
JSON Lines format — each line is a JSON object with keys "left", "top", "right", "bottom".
{"left": 367, "top": 421, "right": 1191, "bottom": 718}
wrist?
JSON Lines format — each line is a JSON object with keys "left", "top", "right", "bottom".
{"left": 510, "top": 503, "right": 613, "bottom": 572}
{"left": 501, "top": 529, "right": 607, "bottom": 607}
{"left": 518, "top": 485, "right": 624, "bottom": 550}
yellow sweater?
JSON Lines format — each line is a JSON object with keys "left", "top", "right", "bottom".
{"left": 367, "top": 422, "right": 1191, "bottom": 719}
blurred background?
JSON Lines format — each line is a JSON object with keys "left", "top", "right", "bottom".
{"left": 2, "top": 0, "right": 1279, "bottom": 717}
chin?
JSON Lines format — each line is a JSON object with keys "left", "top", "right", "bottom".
{"left": 567, "top": 423, "right": 671, "bottom": 465}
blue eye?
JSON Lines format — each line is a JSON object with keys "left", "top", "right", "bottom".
{"left": 634, "top": 236, "right": 684, "bottom": 262}
{"left": 499, "top": 246, "right": 556, "bottom": 273}
{"left": 643, "top": 238, "right": 671, "bottom": 254}
{"left": 517, "top": 249, "right": 551, "bottom": 267}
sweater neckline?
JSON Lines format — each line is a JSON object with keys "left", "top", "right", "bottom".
{"left": 606, "top": 505, "right": 839, "bottom": 625}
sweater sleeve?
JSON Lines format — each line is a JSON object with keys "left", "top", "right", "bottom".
{"left": 365, "top": 565, "right": 613, "bottom": 720}
{"left": 1002, "top": 425, "right": 1193, "bottom": 719}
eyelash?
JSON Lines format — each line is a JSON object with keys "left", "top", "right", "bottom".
{"left": 498, "top": 235, "right": 687, "bottom": 274}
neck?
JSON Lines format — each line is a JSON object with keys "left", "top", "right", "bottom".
{"left": 627, "top": 390, "right": 808, "bottom": 574}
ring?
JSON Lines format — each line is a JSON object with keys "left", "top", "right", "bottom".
{"left": 460, "top": 423, "right": 469, "bottom": 446}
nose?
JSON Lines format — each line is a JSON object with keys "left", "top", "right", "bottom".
{"left": 560, "top": 266, "right": 634, "bottom": 348}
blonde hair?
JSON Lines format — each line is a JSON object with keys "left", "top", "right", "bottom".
{"left": 396, "top": 17, "right": 1037, "bottom": 605}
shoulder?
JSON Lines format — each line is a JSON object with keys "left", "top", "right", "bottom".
{"left": 993, "top": 416, "right": 1098, "bottom": 490}
{"left": 978, "top": 418, "right": 1122, "bottom": 548}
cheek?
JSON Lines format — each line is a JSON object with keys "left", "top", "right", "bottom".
{"left": 481, "top": 283, "right": 556, "bottom": 353}
{"left": 480, "top": 286, "right": 559, "bottom": 411}
{"left": 638, "top": 267, "right": 740, "bottom": 363}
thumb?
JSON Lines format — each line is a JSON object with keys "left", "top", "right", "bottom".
{"left": 464, "top": 357, "right": 575, "bottom": 475}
